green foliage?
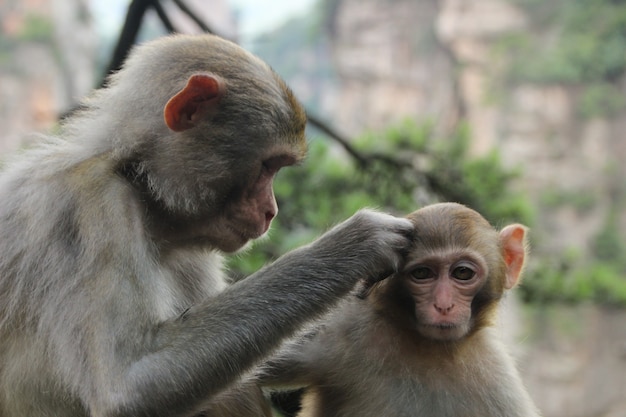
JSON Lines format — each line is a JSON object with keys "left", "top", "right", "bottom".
{"left": 0, "top": 38, "right": 13, "bottom": 65}
{"left": 592, "top": 207, "right": 626, "bottom": 268}
{"left": 17, "top": 13, "right": 54, "bottom": 43}
{"left": 540, "top": 187, "right": 597, "bottom": 214}
{"left": 520, "top": 191, "right": 626, "bottom": 307}
{"left": 228, "top": 120, "right": 625, "bottom": 307}
{"left": 431, "top": 141, "right": 533, "bottom": 226}
{"left": 521, "top": 259, "right": 626, "bottom": 307}
{"left": 507, "top": 0, "right": 626, "bottom": 84}
{"left": 578, "top": 82, "right": 626, "bottom": 118}
{"left": 228, "top": 120, "right": 532, "bottom": 277}
{"left": 520, "top": 206, "right": 626, "bottom": 307}
{"left": 501, "top": 0, "right": 626, "bottom": 118}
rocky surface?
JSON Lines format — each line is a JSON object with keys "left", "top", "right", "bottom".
{"left": 499, "top": 296, "right": 626, "bottom": 417}
{"left": 327, "top": 0, "right": 626, "bottom": 260}
{"left": 326, "top": 0, "right": 626, "bottom": 415}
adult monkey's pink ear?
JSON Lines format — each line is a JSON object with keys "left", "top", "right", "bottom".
{"left": 499, "top": 224, "right": 528, "bottom": 290}
{"left": 164, "top": 73, "right": 225, "bottom": 132}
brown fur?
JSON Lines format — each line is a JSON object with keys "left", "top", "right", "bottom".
{"left": 261, "top": 203, "right": 540, "bottom": 417}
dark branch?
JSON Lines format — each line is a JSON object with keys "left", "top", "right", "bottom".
{"left": 151, "top": 0, "right": 177, "bottom": 34}
{"left": 171, "top": 0, "right": 215, "bottom": 33}
{"left": 101, "top": 0, "right": 152, "bottom": 87}
{"left": 306, "top": 113, "right": 367, "bottom": 167}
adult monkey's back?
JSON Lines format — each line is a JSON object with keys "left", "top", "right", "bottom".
{"left": 0, "top": 34, "right": 413, "bottom": 417}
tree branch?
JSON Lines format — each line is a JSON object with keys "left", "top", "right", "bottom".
{"left": 306, "top": 113, "right": 368, "bottom": 167}
{"left": 171, "top": 0, "right": 215, "bottom": 33}
{"left": 152, "top": 0, "right": 177, "bottom": 34}
{"left": 100, "top": 0, "right": 152, "bottom": 87}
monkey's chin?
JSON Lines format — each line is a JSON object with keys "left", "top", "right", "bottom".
{"left": 419, "top": 323, "right": 469, "bottom": 342}
{"left": 218, "top": 224, "right": 268, "bottom": 253}
{"left": 216, "top": 231, "right": 253, "bottom": 253}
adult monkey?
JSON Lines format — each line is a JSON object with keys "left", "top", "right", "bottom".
{"left": 262, "top": 203, "right": 541, "bottom": 417}
{"left": 0, "top": 34, "right": 414, "bottom": 417}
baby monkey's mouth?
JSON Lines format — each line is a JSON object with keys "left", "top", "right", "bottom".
{"left": 418, "top": 320, "right": 472, "bottom": 342}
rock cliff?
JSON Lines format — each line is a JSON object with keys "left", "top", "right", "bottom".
{"left": 325, "top": 1, "right": 626, "bottom": 415}
{"left": 328, "top": 0, "right": 625, "bottom": 275}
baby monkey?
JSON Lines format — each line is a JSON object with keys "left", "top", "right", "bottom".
{"left": 261, "top": 202, "right": 541, "bottom": 417}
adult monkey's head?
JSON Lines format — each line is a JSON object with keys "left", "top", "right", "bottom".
{"left": 88, "top": 34, "right": 308, "bottom": 252}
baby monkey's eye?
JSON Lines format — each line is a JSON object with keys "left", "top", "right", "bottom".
{"left": 411, "top": 267, "right": 435, "bottom": 280}
{"left": 452, "top": 266, "right": 475, "bottom": 281}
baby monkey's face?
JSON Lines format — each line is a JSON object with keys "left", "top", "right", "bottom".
{"left": 390, "top": 203, "right": 527, "bottom": 342}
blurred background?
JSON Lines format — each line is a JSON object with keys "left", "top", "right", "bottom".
{"left": 1, "top": 0, "right": 625, "bottom": 415}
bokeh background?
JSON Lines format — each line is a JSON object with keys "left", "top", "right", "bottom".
{"left": 1, "top": 0, "right": 625, "bottom": 415}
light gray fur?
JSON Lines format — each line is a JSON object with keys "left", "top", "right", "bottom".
{"left": 0, "top": 34, "right": 413, "bottom": 417}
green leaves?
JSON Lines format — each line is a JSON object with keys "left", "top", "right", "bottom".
{"left": 501, "top": 0, "right": 626, "bottom": 118}
{"left": 229, "top": 119, "right": 531, "bottom": 277}
{"left": 229, "top": 118, "right": 626, "bottom": 306}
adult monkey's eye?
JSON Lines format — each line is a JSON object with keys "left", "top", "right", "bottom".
{"left": 411, "top": 266, "right": 434, "bottom": 280}
{"left": 452, "top": 266, "right": 475, "bottom": 281}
